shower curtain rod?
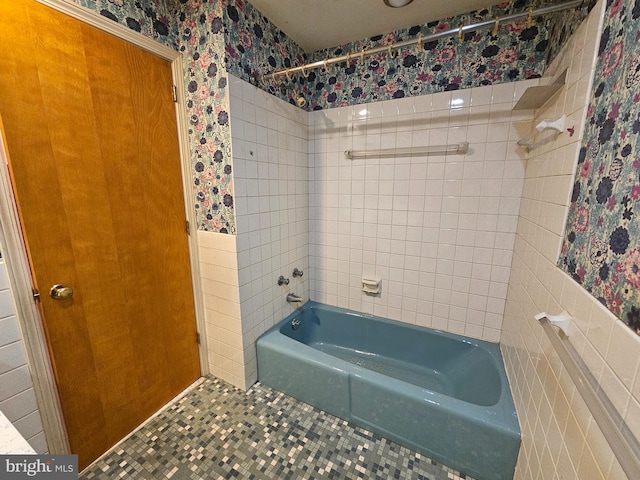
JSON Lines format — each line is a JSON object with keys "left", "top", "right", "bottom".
{"left": 261, "top": 0, "right": 586, "bottom": 83}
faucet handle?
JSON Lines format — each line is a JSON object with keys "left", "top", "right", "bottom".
{"left": 293, "top": 268, "right": 304, "bottom": 278}
{"left": 278, "top": 275, "right": 290, "bottom": 286}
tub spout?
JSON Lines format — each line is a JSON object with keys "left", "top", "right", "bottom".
{"left": 286, "top": 293, "right": 303, "bottom": 303}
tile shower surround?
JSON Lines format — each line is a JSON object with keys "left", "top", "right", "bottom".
{"left": 198, "top": 76, "right": 309, "bottom": 390}
{"left": 197, "top": 76, "right": 538, "bottom": 391}
{"left": 309, "top": 81, "right": 536, "bottom": 342}
{"left": 503, "top": 1, "right": 640, "bottom": 478}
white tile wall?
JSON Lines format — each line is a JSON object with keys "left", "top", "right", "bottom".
{"left": 232, "top": 75, "right": 309, "bottom": 388}
{"left": 308, "top": 81, "right": 538, "bottom": 342}
{"left": 197, "top": 230, "right": 244, "bottom": 388}
{"left": 0, "top": 259, "right": 47, "bottom": 453}
{"left": 501, "top": 1, "right": 639, "bottom": 478}
{"left": 198, "top": 75, "right": 310, "bottom": 390}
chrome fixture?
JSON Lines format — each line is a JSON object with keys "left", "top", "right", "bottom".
{"left": 292, "top": 268, "right": 304, "bottom": 278}
{"left": 291, "top": 318, "right": 301, "bottom": 330}
{"left": 383, "top": 0, "right": 414, "bottom": 7}
{"left": 276, "top": 84, "right": 306, "bottom": 107}
{"left": 277, "top": 275, "right": 290, "bottom": 286}
{"left": 286, "top": 293, "right": 303, "bottom": 303}
{"left": 345, "top": 142, "right": 468, "bottom": 160}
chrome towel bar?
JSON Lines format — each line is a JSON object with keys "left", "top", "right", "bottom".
{"left": 344, "top": 141, "right": 468, "bottom": 159}
{"left": 537, "top": 314, "right": 640, "bottom": 478}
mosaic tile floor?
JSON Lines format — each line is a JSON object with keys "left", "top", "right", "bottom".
{"left": 80, "top": 376, "right": 475, "bottom": 480}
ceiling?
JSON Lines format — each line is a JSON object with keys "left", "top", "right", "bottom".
{"left": 248, "top": 0, "right": 504, "bottom": 52}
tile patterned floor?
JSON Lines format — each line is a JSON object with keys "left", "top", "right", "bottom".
{"left": 80, "top": 376, "right": 475, "bottom": 480}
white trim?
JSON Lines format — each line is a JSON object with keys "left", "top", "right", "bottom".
{"left": 0, "top": 0, "right": 207, "bottom": 454}
{"left": 171, "top": 58, "right": 210, "bottom": 373}
{"left": 36, "top": 0, "right": 178, "bottom": 60}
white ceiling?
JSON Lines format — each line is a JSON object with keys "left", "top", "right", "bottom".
{"left": 249, "top": 0, "right": 503, "bottom": 52}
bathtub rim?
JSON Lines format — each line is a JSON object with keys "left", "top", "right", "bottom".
{"left": 260, "top": 300, "right": 520, "bottom": 434}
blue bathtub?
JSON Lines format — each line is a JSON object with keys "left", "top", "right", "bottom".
{"left": 256, "top": 301, "right": 520, "bottom": 480}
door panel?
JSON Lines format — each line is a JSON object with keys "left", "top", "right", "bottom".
{"left": 0, "top": 0, "right": 200, "bottom": 468}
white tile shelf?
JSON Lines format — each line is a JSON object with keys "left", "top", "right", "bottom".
{"left": 513, "top": 68, "right": 567, "bottom": 111}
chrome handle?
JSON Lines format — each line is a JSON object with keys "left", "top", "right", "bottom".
{"left": 278, "top": 275, "right": 290, "bottom": 286}
{"left": 49, "top": 284, "right": 73, "bottom": 300}
{"left": 293, "top": 268, "right": 304, "bottom": 278}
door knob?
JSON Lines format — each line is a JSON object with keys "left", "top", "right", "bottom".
{"left": 49, "top": 284, "right": 74, "bottom": 300}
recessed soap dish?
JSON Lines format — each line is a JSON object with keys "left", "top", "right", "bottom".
{"left": 362, "top": 276, "right": 381, "bottom": 295}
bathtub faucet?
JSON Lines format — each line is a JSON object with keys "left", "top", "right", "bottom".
{"left": 286, "top": 293, "right": 303, "bottom": 303}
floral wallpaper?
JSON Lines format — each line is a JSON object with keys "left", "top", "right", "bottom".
{"left": 303, "top": 1, "right": 551, "bottom": 110}
{"left": 70, "top": 0, "right": 178, "bottom": 47}
{"left": 559, "top": 0, "right": 640, "bottom": 335}
{"left": 223, "top": 0, "right": 588, "bottom": 111}
{"left": 222, "top": 0, "right": 307, "bottom": 101}
{"left": 178, "top": 0, "right": 235, "bottom": 232}
{"left": 61, "top": 0, "right": 591, "bottom": 236}
{"left": 67, "top": 0, "right": 236, "bottom": 232}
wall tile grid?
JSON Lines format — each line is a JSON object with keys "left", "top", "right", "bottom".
{"left": 198, "top": 74, "right": 309, "bottom": 389}
{"left": 197, "top": 230, "right": 242, "bottom": 387}
{"left": 0, "top": 260, "right": 46, "bottom": 454}
{"left": 502, "top": 1, "right": 640, "bottom": 479}
{"left": 308, "top": 81, "right": 536, "bottom": 342}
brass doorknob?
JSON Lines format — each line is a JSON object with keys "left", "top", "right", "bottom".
{"left": 49, "top": 284, "right": 73, "bottom": 300}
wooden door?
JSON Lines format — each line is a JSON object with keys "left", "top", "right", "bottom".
{"left": 0, "top": 0, "right": 200, "bottom": 468}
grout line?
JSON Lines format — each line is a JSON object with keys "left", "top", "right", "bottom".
{"left": 79, "top": 376, "right": 206, "bottom": 475}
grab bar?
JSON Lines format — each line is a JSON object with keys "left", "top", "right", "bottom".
{"left": 537, "top": 314, "right": 640, "bottom": 478}
{"left": 344, "top": 142, "right": 468, "bottom": 159}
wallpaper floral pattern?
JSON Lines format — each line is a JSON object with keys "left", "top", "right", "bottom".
{"left": 222, "top": 0, "right": 307, "bottom": 100}
{"left": 71, "top": 0, "right": 178, "bottom": 47}
{"left": 69, "top": 0, "right": 237, "bottom": 232}
{"left": 178, "top": 0, "right": 235, "bottom": 232}
{"left": 559, "top": 0, "right": 640, "bottom": 335}
{"left": 303, "top": 1, "right": 551, "bottom": 110}
{"left": 223, "top": 0, "right": 583, "bottom": 111}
